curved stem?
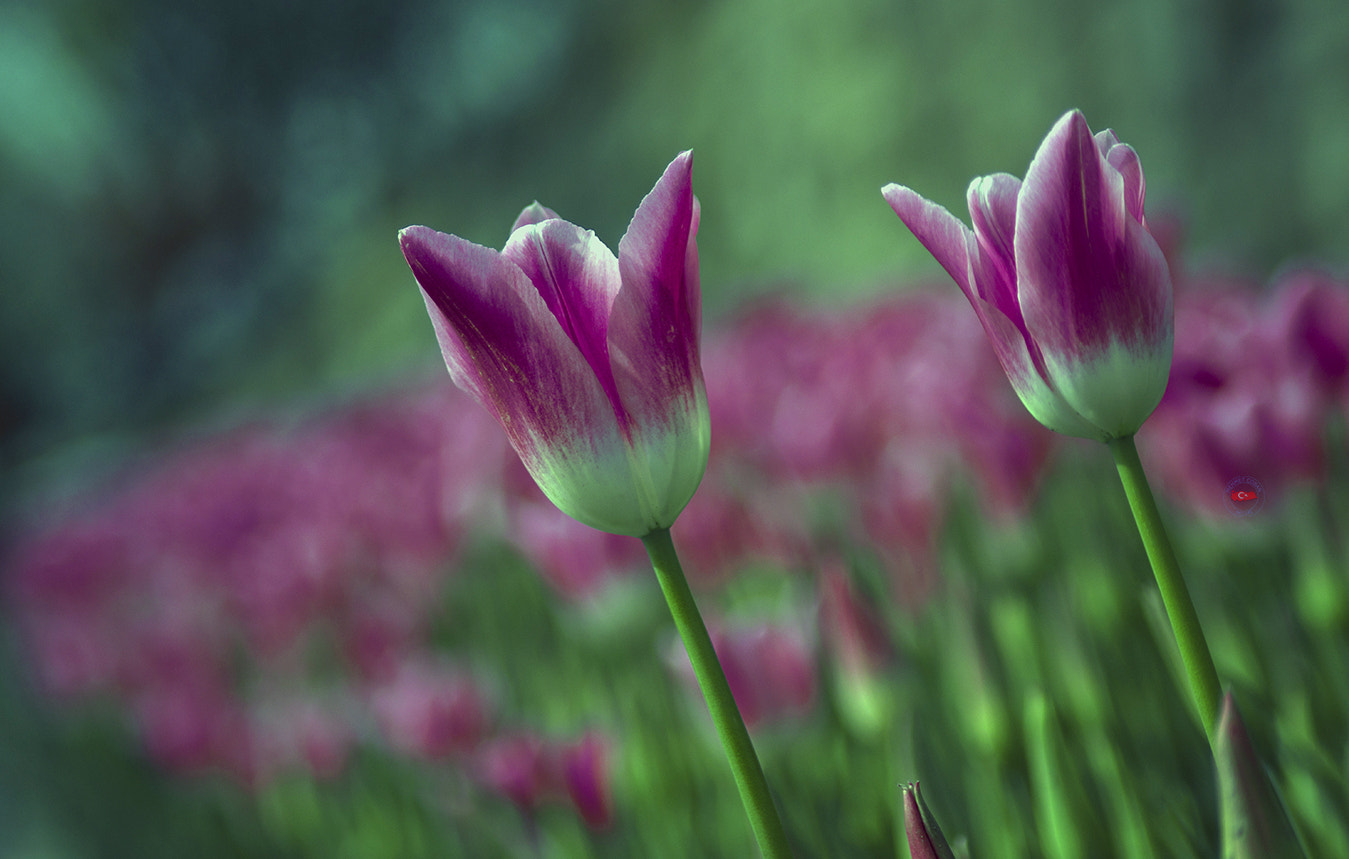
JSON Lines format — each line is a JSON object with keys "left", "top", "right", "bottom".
{"left": 641, "top": 528, "right": 793, "bottom": 858}
{"left": 1107, "top": 435, "right": 1222, "bottom": 745}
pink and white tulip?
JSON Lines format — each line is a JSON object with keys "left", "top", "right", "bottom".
{"left": 400, "top": 153, "right": 709, "bottom": 536}
{"left": 884, "top": 110, "right": 1173, "bottom": 440}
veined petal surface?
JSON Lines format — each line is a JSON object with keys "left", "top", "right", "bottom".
{"left": 881, "top": 183, "right": 975, "bottom": 296}
{"left": 610, "top": 151, "right": 709, "bottom": 525}
{"left": 400, "top": 226, "right": 648, "bottom": 534}
{"left": 511, "top": 202, "right": 561, "bottom": 233}
{"left": 401, "top": 151, "right": 710, "bottom": 536}
{"left": 966, "top": 173, "right": 1022, "bottom": 322}
{"left": 885, "top": 181, "right": 1103, "bottom": 438}
{"left": 1015, "top": 110, "right": 1173, "bottom": 435}
{"left": 885, "top": 109, "right": 1172, "bottom": 440}
{"left": 502, "top": 220, "right": 624, "bottom": 425}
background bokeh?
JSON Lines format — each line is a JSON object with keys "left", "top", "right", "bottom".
{"left": 3, "top": 0, "right": 1348, "bottom": 856}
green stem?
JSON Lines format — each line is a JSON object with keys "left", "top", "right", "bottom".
{"left": 641, "top": 527, "right": 793, "bottom": 858}
{"left": 1107, "top": 435, "right": 1222, "bottom": 745}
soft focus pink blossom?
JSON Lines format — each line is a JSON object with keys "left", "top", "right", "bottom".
{"left": 6, "top": 378, "right": 502, "bottom": 783}
{"left": 269, "top": 698, "right": 353, "bottom": 781}
{"left": 560, "top": 733, "right": 613, "bottom": 829}
{"left": 475, "top": 732, "right": 549, "bottom": 811}
{"left": 370, "top": 660, "right": 490, "bottom": 760}
{"left": 1140, "top": 272, "right": 1338, "bottom": 515}
{"left": 509, "top": 496, "right": 646, "bottom": 599}
{"left": 670, "top": 474, "right": 806, "bottom": 588}
{"left": 472, "top": 730, "right": 614, "bottom": 829}
{"left": 672, "top": 620, "right": 815, "bottom": 728}
{"left": 1266, "top": 269, "right": 1349, "bottom": 409}
{"left": 700, "top": 292, "right": 1051, "bottom": 601}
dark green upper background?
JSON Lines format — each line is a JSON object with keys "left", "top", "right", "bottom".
{"left": 4, "top": 0, "right": 1347, "bottom": 492}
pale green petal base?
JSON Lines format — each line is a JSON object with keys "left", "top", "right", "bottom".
{"left": 528, "top": 387, "right": 710, "bottom": 537}
{"left": 1045, "top": 338, "right": 1171, "bottom": 439}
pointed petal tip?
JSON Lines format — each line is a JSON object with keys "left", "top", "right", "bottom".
{"left": 1037, "top": 109, "right": 1092, "bottom": 157}
{"left": 882, "top": 183, "right": 923, "bottom": 216}
{"left": 513, "top": 202, "right": 562, "bottom": 232}
{"left": 880, "top": 184, "right": 977, "bottom": 296}
{"left": 399, "top": 225, "right": 436, "bottom": 262}
{"left": 880, "top": 182, "right": 911, "bottom": 202}
{"left": 663, "top": 149, "right": 694, "bottom": 186}
{"left": 903, "top": 780, "right": 958, "bottom": 859}
{"left": 648, "top": 151, "right": 694, "bottom": 204}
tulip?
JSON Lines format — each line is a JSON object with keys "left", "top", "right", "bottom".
{"left": 885, "top": 111, "right": 1224, "bottom": 750}
{"left": 399, "top": 152, "right": 709, "bottom": 537}
{"left": 883, "top": 109, "right": 1173, "bottom": 441}
{"left": 404, "top": 159, "right": 790, "bottom": 857}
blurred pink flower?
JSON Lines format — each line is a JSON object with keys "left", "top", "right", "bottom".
{"left": 671, "top": 474, "right": 806, "bottom": 588}
{"left": 473, "top": 730, "right": 613, "bottom": 829}
{"left": 560, "top": 732, "right": 613, "bottom": 829}
{"left": 699, "top": 291, "right": 1051, "bottom": 600}
{"left": 132, "top": 681, "right": 251, "bottom": 777}
{"left": 509, "top": 496, "right": 646, "bottom": 599}
{"left": 6, "top": 377, "right": 509, "bottom": 785}
{"left": 475, "top": 732, "right": 549, "bottom": 811}
{"left": 673, "top": 620, "right": 815, "bottom": 728}
{"left": 249, "top": 695, "right": 355, "bottom": 783}
{"left": 1266, "top": 269, "right": 1349, "bottom": 407}
{"left": 370, "top": 660, "right": 490, "bottom": 760}
{"left": 1140, "top": 273, "right": 1333, "bottom": 514}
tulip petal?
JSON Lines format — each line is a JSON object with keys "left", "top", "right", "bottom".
{"left": 1097, "top": 133, "right": 1147, "bottom": 224}
{"left": 967, "top": 173, "right": 1023, "bottom": 320}
{"left": 882, "top": 183, "right": 976, "bottom": 296}
{"left": 501, "top": 219, "right": 625, "bottom": 424}
{"left": 512, "top": 202, "right": 561, "bottom": 233}
{"left": 400, "top": 226, "right": 651, "bottom": 534}
{"left": 613, "top": 150, "right": 702, "bottom": 418}
{"left": 1016, "top": 110, "right": 1173, "bottom": 436}
{"left": 902, "top": 781, "right": 958, "bottom": 859}
{"left": 885, "top": 182, "right": 1106, "bottom": 439}
{"left": 610, "top": 150, "right": 709, "bottom": 527}
{"left": 973, "top": 293, "right": 1110, "bottom": 439}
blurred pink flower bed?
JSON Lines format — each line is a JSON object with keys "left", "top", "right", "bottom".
{"left": 7, "top": 260, "right": 1348, "bottom": 828}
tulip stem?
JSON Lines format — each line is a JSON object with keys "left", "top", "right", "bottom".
{"left": 1107, "top": 434, "right": 1222, "bottom": 745}
{"left": 642, "top": 528, "right": 793, "bottom": 858}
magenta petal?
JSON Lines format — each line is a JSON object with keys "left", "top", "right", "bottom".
{"left": 512, "top": 202, "right": 561, "bottom": 233}
{"left": 612, "top": 151, "right": 702, "bottom": 429}
{"left": 562, "top": 734, "right": 612, "bottom": 829}
{"left": 882, "top": 183, "right": 975, "bottom": 296}
{"left": 399, "top": 226, "right": 619, "bottom": 472}
{"left": 966, "top": 173, "right": 1024, "bottom": 322}
{"left": 1016, "top": 111, "right": 1170, "bottom": 364}
{"left": 501, "top": 220, "right": 624, "bottom": 420}
{"left": 885, "top": 182, "right": 1039, "bottom": 393}
{"left": 1099, "top": 137, "right": 1146, "bottom": 224}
